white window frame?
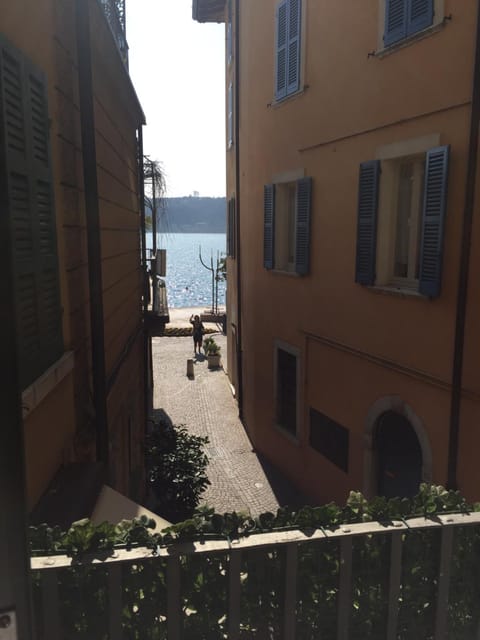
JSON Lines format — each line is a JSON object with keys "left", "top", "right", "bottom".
{"left": 374, "top": 134, "right": 440, "bottom": 291}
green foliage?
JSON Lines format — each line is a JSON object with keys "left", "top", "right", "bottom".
{"left": 29, "top": 484, "right": 480, "bottom": 639}
{"left": 146, "top": 424, "right": 210, "bottom": 522}
{"left": 203, "top": 336, "right": 221, "bottom": 356}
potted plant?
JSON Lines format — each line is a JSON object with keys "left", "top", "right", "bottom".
{"left": 203, "top": 337, "right": 221, "bottom": 369}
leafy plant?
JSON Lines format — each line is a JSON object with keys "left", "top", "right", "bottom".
{"left": 203, "top": 336, "right": 221, "bottom": 356}
{"left": 29, "top": 485, "right": 480, "bottom": 639}
{"left": 146, "top": 423, "right": 210, "bottom": 522}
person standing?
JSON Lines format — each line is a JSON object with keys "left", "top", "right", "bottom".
{"left": 190, "top": 314, "right": 205, "bottom": 354}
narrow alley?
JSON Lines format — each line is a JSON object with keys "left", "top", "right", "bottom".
{"left": 152, "top": 310, "right": 304, "bottom": 516}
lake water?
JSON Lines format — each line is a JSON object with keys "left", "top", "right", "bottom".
{"left": 147, "top": 233, "right": 226, "bottom": 309}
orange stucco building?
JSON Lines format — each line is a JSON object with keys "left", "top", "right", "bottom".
{"left": 2, "top": 0, "right": 148, "bottom": 521}
{"left": 195, "top": 0, "right": 480, "bottom": 504}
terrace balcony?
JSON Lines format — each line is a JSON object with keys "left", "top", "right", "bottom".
{"left": 98, "top": 0, "right": 128, "bottom": 67}
{"left": 31, "top": 511, "right": 480, "bottom": 639}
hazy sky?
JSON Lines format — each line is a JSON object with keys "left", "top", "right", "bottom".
{"left": 126, "top": 0, "right": 226, "bottom": 198}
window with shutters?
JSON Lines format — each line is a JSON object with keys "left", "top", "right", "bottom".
{"left": 355, "top": 143, "right": 449, "bottom": 297}
{"left": 0, "top": 35, "right": 63, "bottom": 389}
{"left": 264, "top": 177, "right": 312, "bottom": 275}
{"left": 381, "top": 0, "right": 442, "bottom": 49}
{"left": 275, "top": 343, "right": 300, "bottom": 438}
{"left": 274, "top": 0, "right": 302, "bottom": 101}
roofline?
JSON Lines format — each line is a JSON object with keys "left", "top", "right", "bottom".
{"left": 192, "top": 0, "right": 226, "bottom": 23}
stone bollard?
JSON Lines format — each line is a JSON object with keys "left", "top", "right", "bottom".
{"left": 186, "top": 358, "right": 194, "bottom": 379}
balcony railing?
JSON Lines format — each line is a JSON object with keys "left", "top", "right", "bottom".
{"left": 31, "top": 512, "right": 480, "bottom": 639}
{"left": 98, "top": 0, "right": 129, "bottom": 68}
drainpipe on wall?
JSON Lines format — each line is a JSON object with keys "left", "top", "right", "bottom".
{"left": 447, "top": 0, "right": 480, "bottom": 490}
{"left": 75, "top": 0, "right": 109, "bottom": 466}
{"left": 234, "top": 0, "right": 244, "bottom": 420}
{"left": 137, "top": 126, "right": 152, "bottom": 423}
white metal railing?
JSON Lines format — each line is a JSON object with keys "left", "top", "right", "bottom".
{"left": 30, "top": 512, "right": 480, "bottom": 639}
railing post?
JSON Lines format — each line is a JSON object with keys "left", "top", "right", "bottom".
{"left": 108, "top": 563, "right": 123, "bottom": 639}
{"left": 167, "top": 555, "right": 182, "bottom": 640}
{"left": 41, "top": 569, "right": 61, "bottom": 638}
{"left": 337, "top": 536, "right": 353, "bottom": 640}
{"left": 228, "top": 549, "right": 241, "bottom": 639}
{"left": 386, "top": 530, "right": 403, "bottom": 639}
{"left": 434, "top": 524, "right": 454, "bottom": 640}
{"left": 284, "top": 543, "right": 298, "bottom": 640}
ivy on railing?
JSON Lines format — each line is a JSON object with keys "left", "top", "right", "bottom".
{"left": 30, "top": 485, "right": 480, "bottom": 639}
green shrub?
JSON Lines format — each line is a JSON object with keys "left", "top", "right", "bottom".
{"left": 146, "top": 424, "right": 210, "bottom": 522}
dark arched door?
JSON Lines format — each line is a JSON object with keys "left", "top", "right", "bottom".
{"left": 376, "top": 411, "right": 423, "bottom": 499}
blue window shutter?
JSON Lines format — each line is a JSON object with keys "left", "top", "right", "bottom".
{"left": 418, "top": 146, "right": 449, "bottom": 298}
{"left": 275, "top": 0, "right": 288, "bottom": 100}
{"left": 355, "top": 160, "right": 380, "bottom": 285}
{"left": 286, "top": 0, "right": 301, "bottom": 95}
{"left": 384, "top": 0, "right": 407, "bottom": 46}
{"left": 264, "top": 184, "right": 275, "bottom": 269}
{"left": 295, "top": 177, "right": 312, "bottom": 275}
{"left": 407, "top": 0, "right": 433, "bottom": 36}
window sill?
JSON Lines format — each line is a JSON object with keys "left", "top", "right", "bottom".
{"left": 366, "top": 285, "right": 426, "bottom": 299}
{"left": 270, "top": 85, "right": 307, "bottom": 108}
{"left": 375, "top": 21, "right": 444, "bottom": 58}
{"left": 274, "top": 423, "right": 300, "bottom": 446}
{"left": 270, "top": 268, "right": 300, "bottom": 278}
{"left": 22, "top": 351, "right": 75, "bottom": 419}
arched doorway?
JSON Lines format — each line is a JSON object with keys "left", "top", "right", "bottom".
{"left": 375, "top": 411, "right": 423, "bottom": 499}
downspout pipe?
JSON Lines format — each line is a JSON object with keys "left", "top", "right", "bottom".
{"left": 234, "top": 0, "right": 244, "bottom": 419}
{"left": 138, "top": 126, "right": 152, "bottom": 426}
{"left": 447, "top": 0, "right": 480, "bottom": 490}
{"left": 76, "top": 0, "right": 109, "bottom": 465}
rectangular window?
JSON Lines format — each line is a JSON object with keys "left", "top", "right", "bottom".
{"left": 275, "top": 346, "right": 298, "bottom": 436}
{"left": 355, "top": 145, "right": 449, "bottom": 297}
{"left": 384, "top": 0, "right": 434, "bottom": 47}
{"left": 264, "top": 177, "right": 312, "bottom": 275}
{"left": 0, "top": 34, "right": 63, "bottom": 388}
{"left": 274, "top": 0, "right": 301, "bottom": 101}
{"left": 309, "top": 408, "right": 349, "bottom": 472}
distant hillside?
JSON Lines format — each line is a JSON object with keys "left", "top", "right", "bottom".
{"left": 147, "top": 196, "right": 226, "bottom": 233}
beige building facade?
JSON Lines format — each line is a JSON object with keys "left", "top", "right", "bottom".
{"left": 195, "top": 0, "right": 480, "bottom": 504}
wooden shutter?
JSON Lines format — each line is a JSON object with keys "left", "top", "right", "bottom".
{"left": 407, "top": 0, "right": 433, "bottom": 36}
{"left": 295, "top": 177, "right": 311, "bottom": 275}
{"left": 286, "top": 0, "right": 301, "bottom": 95}
{"left": 275, "top": 0, "right": 288, "bottom": 100}
{"left": 418, "top": 146, "right": 449, "bottom": 298}
{"left": 0, "top": 36, "right": 62, "bottom": 388}
{"left": 355, "top": 160, "right": 380, "bottom": 286}
{"left": 384, "top": 0, "right": 407, "bottom": 46}
{"left": 264, "top": 184, "right": 275, "bottom": 269}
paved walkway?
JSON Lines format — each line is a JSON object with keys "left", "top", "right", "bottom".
{"left": 152, "top": 315, "right": 303, "bottom": 516}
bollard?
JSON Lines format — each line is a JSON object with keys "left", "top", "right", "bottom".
{"left": 187, "top": 358, "right": 194, "bottom": 378}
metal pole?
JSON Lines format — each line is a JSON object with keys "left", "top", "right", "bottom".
{"left": 151, "top": 159, "right": 157, "bottom": 256}
{"left": 447, "top": 0, "right": 480, "bottom": 490}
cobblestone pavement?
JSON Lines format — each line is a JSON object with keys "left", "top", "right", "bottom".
{"left": 152, "top": 332, "right": 303, "bottom": 516}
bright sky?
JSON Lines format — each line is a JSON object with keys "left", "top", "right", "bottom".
{"left": 126, "top": 0, "right": 226, "bottom": 198}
